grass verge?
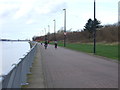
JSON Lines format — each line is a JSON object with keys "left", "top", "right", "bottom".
{"left": 50, "top": 41, "right": 118, "bottom": 60}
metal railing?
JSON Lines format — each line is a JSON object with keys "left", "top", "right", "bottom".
{"left": 1, "top": 42, "right": 37, "bottom": 89}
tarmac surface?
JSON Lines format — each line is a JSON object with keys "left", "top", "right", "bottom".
{"left": 26, "top": 43, "right": 118, "bottom": 88}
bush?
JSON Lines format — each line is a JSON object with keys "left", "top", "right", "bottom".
{"left": 34, "top": 24, "right": 118, "bottom": 43}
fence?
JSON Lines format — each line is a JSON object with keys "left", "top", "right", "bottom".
{"left": 1, "top": 42, "right": 37, "bottom": 89}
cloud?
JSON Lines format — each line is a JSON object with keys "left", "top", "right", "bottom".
{"left": 118, "top": 1, "right": 120, "bottom": 22}
{"left": 0, "top": 3, "right": 19, "bottom": 18}
{"left": 0, "top": 0, "right": 38, "bottom": 19}
{"left": 34, "top": 6, "right": 51, "bottom": 14}
{"left": 0, "top": 0, "right": 67, "bottom": 21}
{"left": 26, "top": 19, "right": 35, "bottom": 24}
{"left": 50, "top": 2, "right": 67, "bottom": 13}
{"left": 34, "top": 0, "right": 67, "bottom": 15}
{"left": 13, "top": 4, "right": 33, "bottom": 20}
{"left": 0, "top": 0, "right": 118, "bottom": 39}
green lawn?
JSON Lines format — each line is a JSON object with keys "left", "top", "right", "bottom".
{"left": 50, "top": 41, "right": 118, "bottom": 60}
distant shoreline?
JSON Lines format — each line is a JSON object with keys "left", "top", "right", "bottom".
{"left": 0, "top": 39, "right": 30, "bottom": 42}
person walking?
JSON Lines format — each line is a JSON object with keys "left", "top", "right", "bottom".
{"left": 54, "top": 41, "right": 58, "bottom": 49}
{"left": 44, "top": 41, "right": 48, "bottom": 49}
{"left": 41, "top": 42, "right": 43, "bottom": 45}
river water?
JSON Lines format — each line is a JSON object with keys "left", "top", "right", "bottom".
{"left": 0, "top": 41, "right": 30, "bottom": 76}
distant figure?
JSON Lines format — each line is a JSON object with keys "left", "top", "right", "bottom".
{"left": 44, "top": 41, "right": 48, "bottom": 49}
{"left": 54, "top": 41, "right": 58, "bottom": 49}
{"left": 41, "top": 42, "right": 42, "bottom": 45}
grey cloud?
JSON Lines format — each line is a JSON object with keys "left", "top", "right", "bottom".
{"left": 50, "top": 2, "right": 67, "bottom": 14}
{"left": 118, "top": 1, "right": 120, "bottom": 22}
{"left": 0, "top": 8, "right": 19, "bottom": 18}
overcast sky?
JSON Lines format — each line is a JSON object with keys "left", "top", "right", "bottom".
{"left": 0, "top": 0, "right": 119, "bottom": 40}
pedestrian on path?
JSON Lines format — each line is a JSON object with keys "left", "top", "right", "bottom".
{"left": 41, "top": 42, "right": 43, "bottom": 45}
{"left": 44, "top": 41, "right": 48, "bottom": 49}
{"left": 54, "top": 41, "right": 58, "bottom": 49}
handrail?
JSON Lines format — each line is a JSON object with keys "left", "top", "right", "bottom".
{"left": 1, "top": 41, "right": 38, "bottom": 89}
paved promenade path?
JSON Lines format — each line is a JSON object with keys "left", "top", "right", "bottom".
{"left": 26, "top": 43, "right": 118, "bottom": 88}
{"left": 23, "top": 44, "right": 45, "bottom": 88}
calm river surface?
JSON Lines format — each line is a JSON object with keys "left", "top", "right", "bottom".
{"left": 0, "top": 41, "right": 30, "bottom": 75}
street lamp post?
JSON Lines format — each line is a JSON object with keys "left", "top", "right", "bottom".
{"left": 44, "top": 28, "right": 47, "bottom": 41}
{"left": 93, "top": 0, "right": 96, "bottom": 54}
{"left": 63, "top": 9, "right": 66, "bottom": 47}
{"left": 53, "top": 19, "right": 56, "bottom": 41}
{"left": 48, "top": 25, "right": 50, "bottom": 41}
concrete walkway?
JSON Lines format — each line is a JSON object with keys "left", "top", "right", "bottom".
{"left": 23, "top": 44, "right": 46, "bottom": 88}
{"left": 24, "top": 43, "right": 118, "bottom": 88}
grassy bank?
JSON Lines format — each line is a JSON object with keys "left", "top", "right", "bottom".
{"left": 50, "top": 41, "right": 118, "bottom": 60}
